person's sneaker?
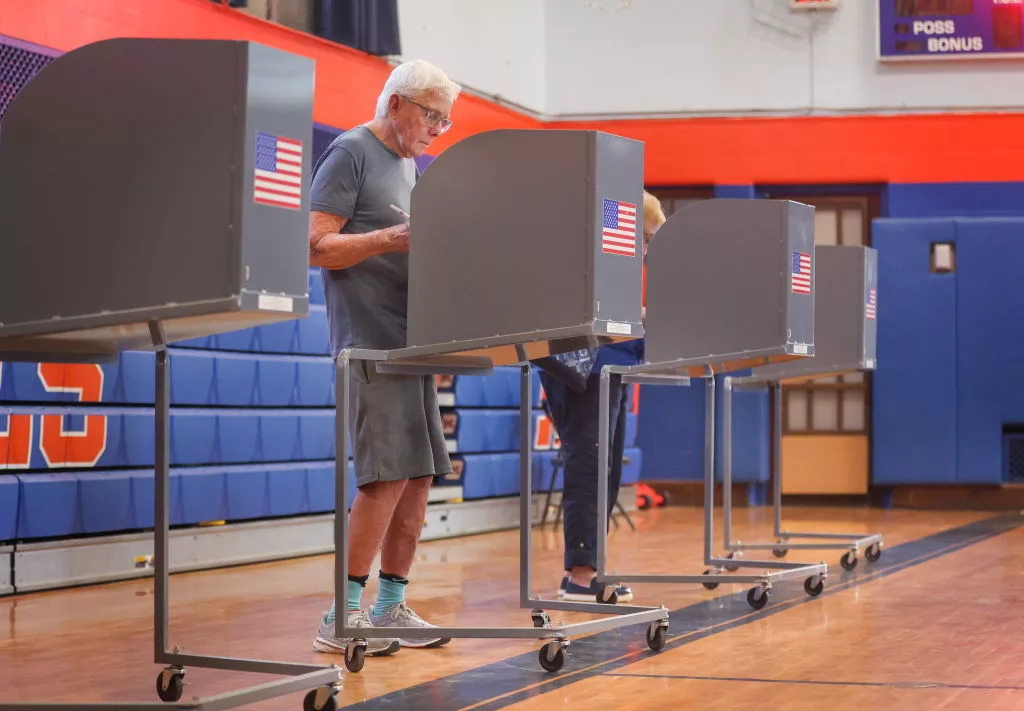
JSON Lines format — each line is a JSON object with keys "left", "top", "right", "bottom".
{"left": 369, "top": 601, "right": 451, "bottom": 649}
{"left": 558, "top": 576, "right": 634, "bottom": 603}
{"left": 312, "top": 609, "right": 401, "bottom": 656}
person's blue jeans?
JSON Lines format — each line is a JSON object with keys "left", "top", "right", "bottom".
{"left": 540, "top": 372, "right": 628, "bottom": 571}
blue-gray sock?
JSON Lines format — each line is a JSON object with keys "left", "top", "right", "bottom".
{"left": 326, "top": 575, "right": 368, "bottom": 624}
{"left": 372, "top": 572, "right": 408, "bottom": 616}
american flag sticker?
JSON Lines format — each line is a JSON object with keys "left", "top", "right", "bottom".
{"left": 254, "top": 131, "right": 302, "bottom": 210}
{"left": 601, "top": 198, "right": 637, "bottom": 257}
{"left": 791, "top": 251, "right": 812, "bottom": 295}
{"left": 865, "top": 287, "right": 877, "bottom": 320}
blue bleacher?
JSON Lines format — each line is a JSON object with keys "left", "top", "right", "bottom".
{"left": 446, "top": 408, "right": 638, "bottom": 454}
{"left": 9, "top": 461, "right": 359, "bottom": 540}
{"left": 446, "top": 448, "right": 644, "bottom": 500}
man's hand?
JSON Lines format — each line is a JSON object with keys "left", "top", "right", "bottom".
{"left": 381, "top": 222, "right": 410, "bottom": 253}
{"left": 309, "top": 211, "right": 410, "bottom": 268}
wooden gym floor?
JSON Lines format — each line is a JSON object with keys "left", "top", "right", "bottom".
{"left": 2, "top": 505, "right": 1023, "bottom": 709}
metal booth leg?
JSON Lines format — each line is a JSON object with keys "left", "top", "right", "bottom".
{"left": 591, "top": 366, "right": 826, "bottom": 612}
{"left": 145, "top": 321, "right": 344, "bottom": 711}
{"left": 325, "top": 353, "right": 668, "bottom": 676}
{"left": 722, "top": 378, "right": 883, "bottom": 571}
{"left": 0, "top": 327, "right": 343, "bottom": 711}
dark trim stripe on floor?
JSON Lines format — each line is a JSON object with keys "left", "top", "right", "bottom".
{"left": 608, "top": 672, "right": 1024, "bottom": 692}
{"left": 354, "top": 513, "right": 1024, "bottom": 710}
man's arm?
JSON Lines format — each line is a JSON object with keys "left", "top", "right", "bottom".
{"left": 308, "top": 211, "right": 409, "bottom": 270}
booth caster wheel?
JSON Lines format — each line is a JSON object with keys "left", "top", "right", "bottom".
{"left": 597, "top": 586, "right": 618, "bottom": 605}
{"left": 539, "top": 641, "right": 568, "bottom": 673}
{"left": 772, "top": 541, "right": 789, "bottom": 558}
{"left": 747, "top": 586, "right": 769, "bottom": 610}
{"left": 701, "top": 569, "right": 720, "bottom": 590}
{"left": 303, "top": 687, "right": 340, "bottom": 711}
{"left": 344, "top": 642, "right": 366, "bottom": 673}
{"left": 531, "top": 609, "right": 552, "bottom": 628}
{"left": 804, "top": 575, "right": 825, "bottom": 597}
{"left": 724, "top": 551, "right": 741, "bottom": 572}
{"left": 155, "top": 667, "right": 185, "bottom": 703}
{"left": 865, "top": 543, "right": 882, "bottom": 562}
{"left": 646, "top": 621, "right": 668, "bottom": 651}
{"left": 840, "top": 551, "right": 858, "bottom": 571}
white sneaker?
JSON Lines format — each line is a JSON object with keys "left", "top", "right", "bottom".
{"left": 312, "top": 609, "right": 401, "bottom": 656}
{"left": 369, "top": 602, "right": 451, "bottom": 649}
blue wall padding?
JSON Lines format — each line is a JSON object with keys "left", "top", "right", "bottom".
{"left": 872, "top": 218, "right": 959, "bottom": 484}
{"left": 953, "top": 218, "right": 1024, "bottom": 484}
{"left": 888, "top": 183, "right": 1024, "bottom": 219}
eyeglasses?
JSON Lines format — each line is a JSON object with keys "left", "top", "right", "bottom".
{"left": 399, "top": 95, "right": 453, "bottom": 134}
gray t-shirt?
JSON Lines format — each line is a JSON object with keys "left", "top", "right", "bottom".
{"left": 309, "top": 125, "right": 418, "bottom": 357}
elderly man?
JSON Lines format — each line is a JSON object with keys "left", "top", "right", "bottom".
{"left": 308, "top": 60, "right": 461, "bottom": 657}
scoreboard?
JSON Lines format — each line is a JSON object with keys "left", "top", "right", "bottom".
{"left": 877, "top": 0, "right": 1024, "bottom": 60}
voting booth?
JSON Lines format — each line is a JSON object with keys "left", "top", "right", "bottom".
{"left": 0, "top": 39, "right": 343, "bottom": 711}
{"left": 334, "top": 128, "right": 670, "bottom": 676}
{"left": 593, "top": 198, "right": 829, "bottom": 611}
{"left": 398, "top": 128, "right": 645, "bottom": 365}
{"left": 721, "top": 245, "right": 883, "bottom": 571}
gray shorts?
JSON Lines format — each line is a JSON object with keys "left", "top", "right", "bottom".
{"left": 348, "top": 360, "right": 452, "bottom": 488}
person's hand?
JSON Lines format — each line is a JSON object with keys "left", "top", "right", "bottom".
{"left": 381, "top": 222, "right": 410, "bottom": 253}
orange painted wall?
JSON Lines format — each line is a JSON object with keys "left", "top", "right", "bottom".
{"left": 4, "top": 0, "right": 1024, "bottom": 184}
{"left": 550, "top": 114, "right": 1024, "bottom": 185}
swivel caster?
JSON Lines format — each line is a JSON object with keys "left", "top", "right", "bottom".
{"left": 865, "top": 543, "right": 882, "bottom": 562}
{"left": 701, "top": 569, "right": 720, "bottom": 590}
{"left": 724, "top": 551, "right": 741, "bottom": 572}
{"left": 646, "top": 621, "right": 668, "bottom": 651}
{"left": 344, "top": 641, "right": 366, "bottom": 673}
{"left": 747, "top": 586, "right": 769, "bottom": 610}
{"left": 840, "top": 551, "right": 858, "bottom": 571}
{"left": 803, "top": 575, "right": 824, "bottom": 597}
{"left": 155, "top": 666, "right": 185, "bottom": 703}
{"left": 772, "top": 541, "right": 789, "bottom": 558}
{"left": 539, "top": 640, "right": 568, "bottom": 673}
{"left": 531, "top": 609, "right": 552, "bottom": 629}
{"left": 597, "top": 586, "right": 618, "bottom": 605}
{"left": 303, "top": 685, "right": 341, "bottom": 711}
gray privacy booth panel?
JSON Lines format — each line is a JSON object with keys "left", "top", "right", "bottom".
{"left": 0, "top": 38, "right": 315, "bottom": 361}
{"left": 403, "top": 129, "right": 645, "bottom": 366}
{"left": 751, "top": 244, "right": 878, "bottom": 382}
{"left": 642, "top": 198, "right": 815, "bottom": 375}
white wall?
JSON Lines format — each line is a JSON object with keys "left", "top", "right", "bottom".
{"left": 397, "top": 0, "right": 546, "bottom": 112}
{"left": 397, "top": 0, "right": 1024, "bottom": 118}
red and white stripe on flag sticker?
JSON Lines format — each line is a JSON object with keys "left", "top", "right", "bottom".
{"left": 791, "top": 251, "right": 812, "bottom": 295}
{"left": 254, "top": 131, "right": 303, "bottom": 210}
{"left": 601, "top": 198, "right": 637, "bottom": 257}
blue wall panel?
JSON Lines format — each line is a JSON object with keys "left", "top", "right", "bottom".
{"left": 954, "top": 218, "right": 1024, "bottom": 484}
{"left": 872, "top": 218, "right": 958, "bottom": 484}
{"left": 888, "top": 183, "right": 1024, "bottom": 219}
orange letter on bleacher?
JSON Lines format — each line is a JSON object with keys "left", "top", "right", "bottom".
{"left": 37, "top": 364, "right": 108, "bottom": 467}
{"left": 0, "top": 362, "right": 33, "bottom": 469}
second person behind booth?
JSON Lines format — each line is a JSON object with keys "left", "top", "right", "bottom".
{"left": 539, "top": 191, "right": 667, "bottom": 603}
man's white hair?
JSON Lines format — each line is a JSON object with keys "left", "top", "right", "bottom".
{"left": 374, "top": 59, "right": 462, "bottom": 119}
